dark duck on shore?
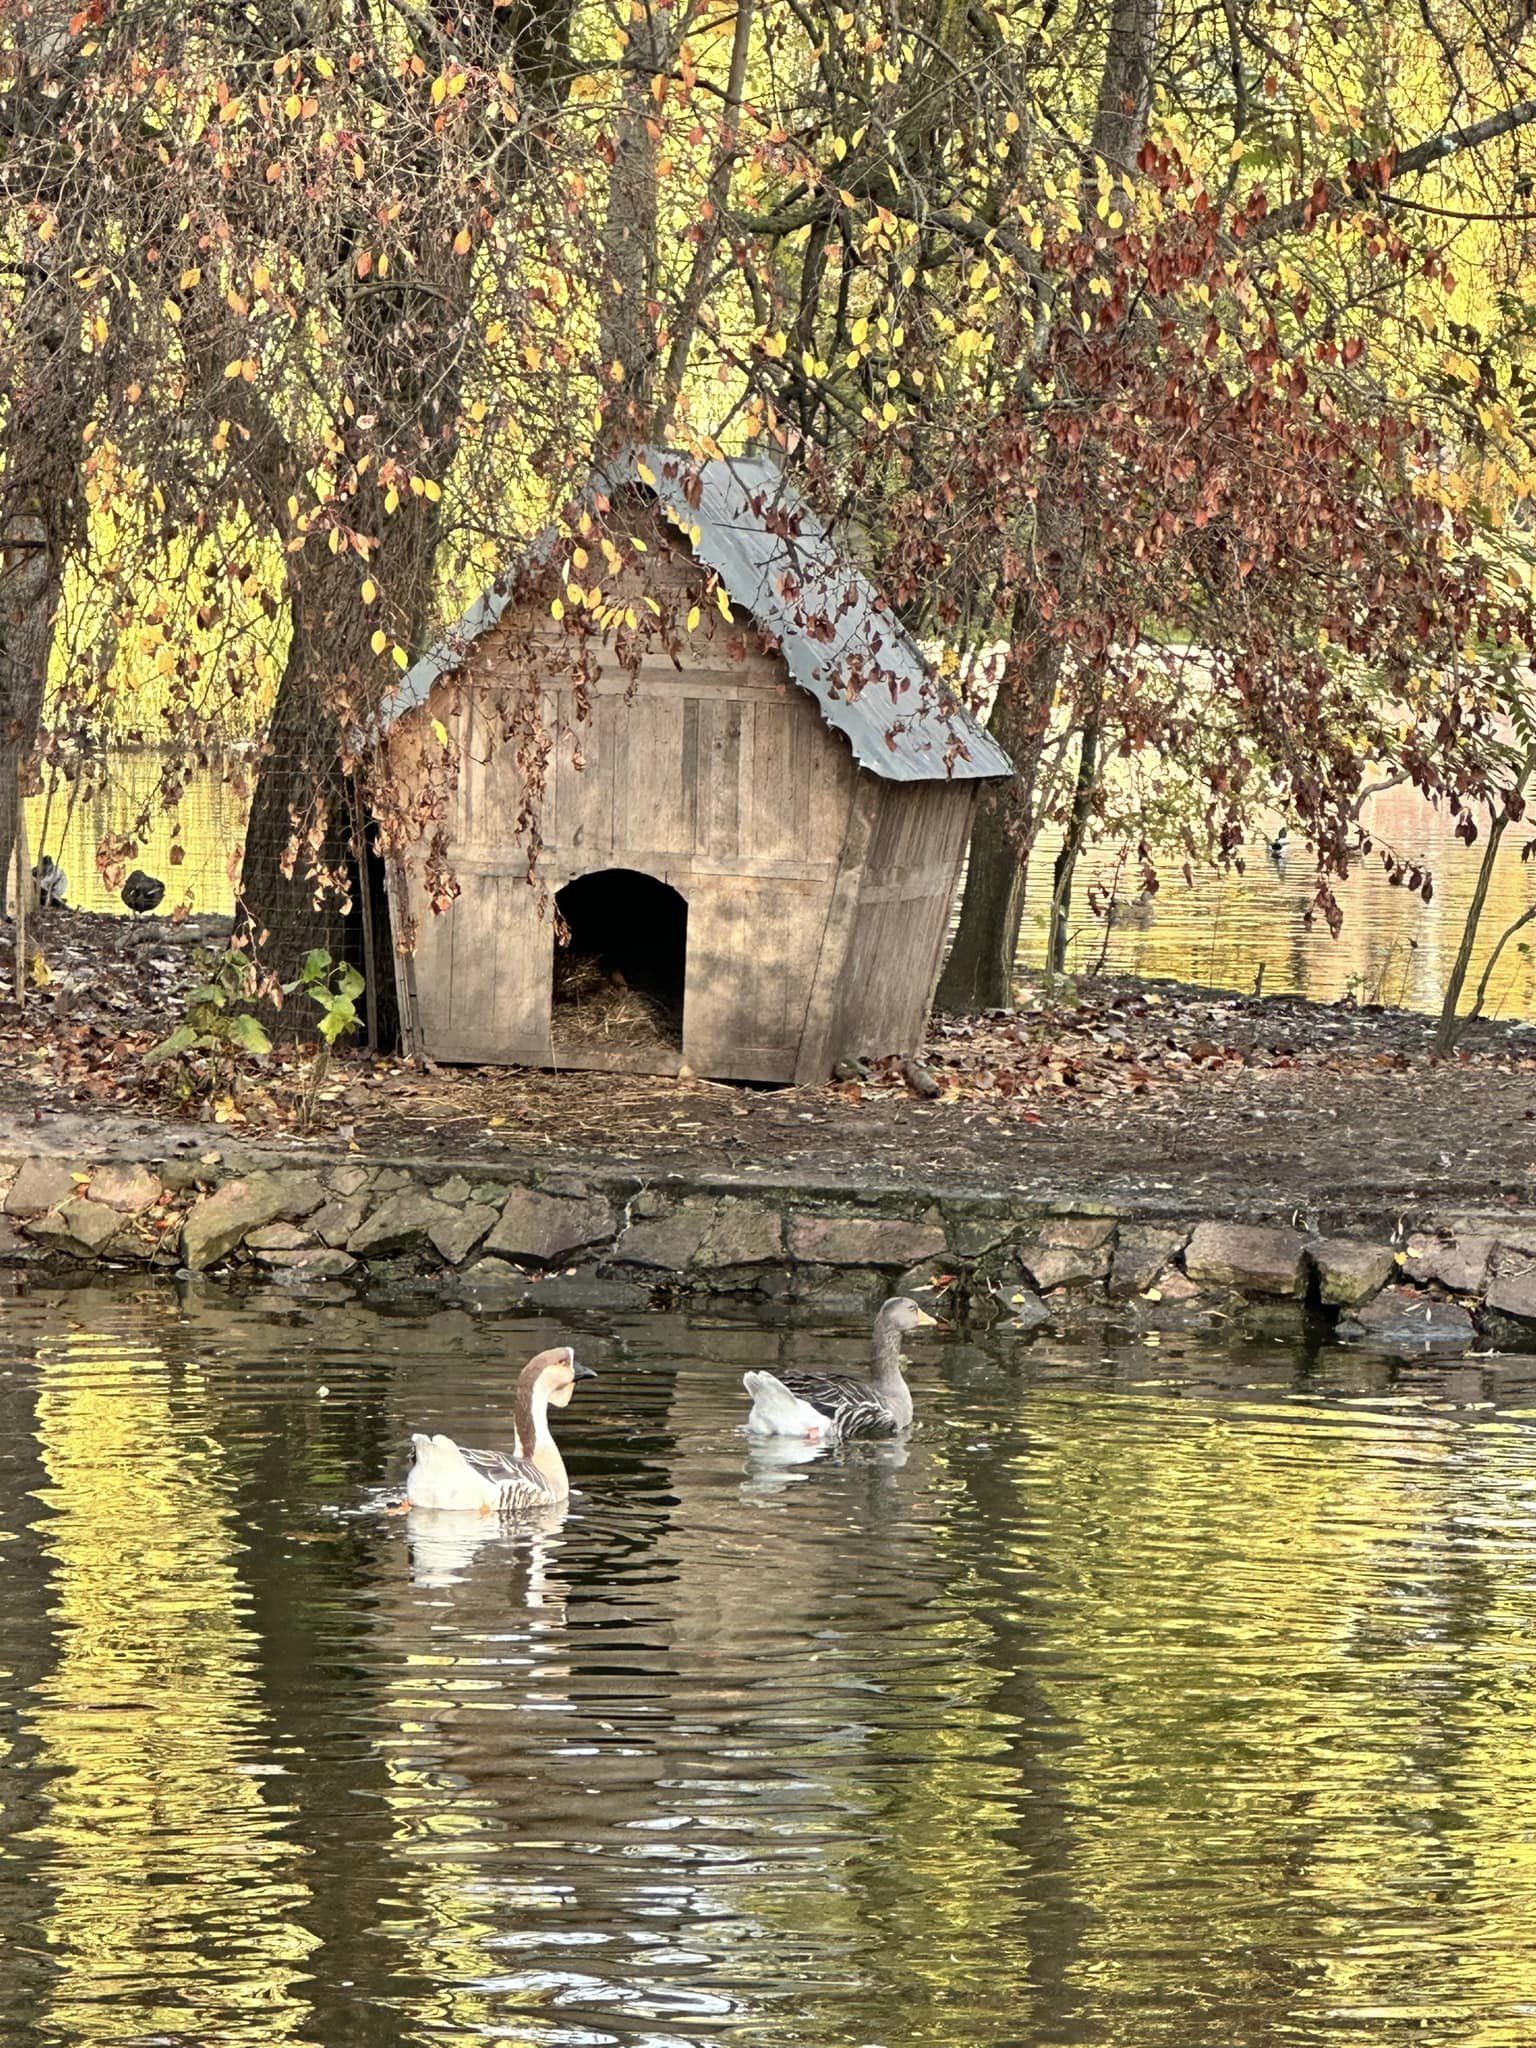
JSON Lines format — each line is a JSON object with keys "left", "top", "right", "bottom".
{"left": 406, "top": 1348, "right": 596, "bottom": 1513}
{"left": 30, "top": 857, "right": 66, "bottom": 911}
{"left": 743, "top": 1295, "right": 937, "bottom": 1442}
{"left": 121, "top": 870, "right": 165, "bottom": 918}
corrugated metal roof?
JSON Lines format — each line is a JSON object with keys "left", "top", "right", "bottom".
{"left": 385, "top": 447, "right": 1012, "bottom": 783}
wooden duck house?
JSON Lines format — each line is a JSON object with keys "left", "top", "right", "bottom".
{"left": 379, "top": 450, "right": 1011, "bottom": 1084}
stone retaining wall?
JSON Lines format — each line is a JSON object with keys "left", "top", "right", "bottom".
{"left": 1, "top": 1147, "right": 1533, "bottom": 1352}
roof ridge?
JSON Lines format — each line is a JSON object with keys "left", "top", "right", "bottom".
{"left": 383, "top": 448, "right": 1012, "bottom": 784}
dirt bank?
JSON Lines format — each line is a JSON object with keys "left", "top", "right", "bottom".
{"left": 1, "top": 906, "right": 1533, "bottom": 1223}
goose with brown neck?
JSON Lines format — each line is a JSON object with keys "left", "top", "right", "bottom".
{"left": 406, "top": 1347, "right": 596, "bottom": 1513}
{"left": 742, "top": 1296, "right": 937, "bottom": 1442}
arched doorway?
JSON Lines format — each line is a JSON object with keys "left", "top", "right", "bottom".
{"left": 551, "top": 869, "right": 687, "bottom": 1058}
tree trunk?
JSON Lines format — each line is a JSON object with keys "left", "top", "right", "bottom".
{"left": 936, "top": 786, "right": 1033, "bottom": 1012}
{"left": 936, "top": 599, "right": 1066, "bottom": 1010}
{"left": 599, "top": 8, "right": 685, "bottom": 441}
{"left": 237, "top": 633, "right": 356, "bottom": 986}
{"left": 1435, "top": 798, "right": 1517, "bottom": 1054}
{"left": 237, "top": 0, "right": 576, "bottom": 985}
{"left": 0, "top": 526, "right": 57, "bottom": 915}
{"left": 238, "top": 482, "right": 439, "bottom": 1002}
{"left": 1048, "top": 716, "right": 1101, "bottom": 975}
{"left": 1092, "top": 0, "right": 1164, "bottom": 170}
{"left": 935, "top": 0, "right": 1164, "bottom": 1012}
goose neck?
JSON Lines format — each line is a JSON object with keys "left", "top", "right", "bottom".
{"left": 871, "top": 1324, "right": 907, "bottom": 1383}
{"left": 514, "top": 1374, "right": 568, "bottom": 1494}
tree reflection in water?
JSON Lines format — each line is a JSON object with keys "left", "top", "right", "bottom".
{"left": 1, "top": 1296, "right": 1536, "bottom": 2045}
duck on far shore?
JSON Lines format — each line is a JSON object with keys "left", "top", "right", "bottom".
{"left": 121, "top": 870, "right": 165, "bottom": 918}
{"left": 30, "top": 857, "right": 66, "bottom": 911}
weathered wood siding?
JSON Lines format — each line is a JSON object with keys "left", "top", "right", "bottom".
{"left": 815, "top": 780, "right": 978, "bottom": 1068}
{"left": 390, "top": 595, "right": 862, "bottom": 1080}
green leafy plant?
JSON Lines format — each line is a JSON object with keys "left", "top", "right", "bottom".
{"left": 144, "top": 945, "right": 273, "bottom": 1109}
{"left": 283, "top": 949, "right": 365, "bottom": 1129}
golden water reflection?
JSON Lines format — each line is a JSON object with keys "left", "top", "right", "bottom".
{"left": 19, "top": 1316, "right": 319, "bottom": 2046}
{"left": 2, "top": 1301, "right": 1536, "bottom": 2044}
{"left": 1041, "top": 776, "right": 1536, "bottom": 1016}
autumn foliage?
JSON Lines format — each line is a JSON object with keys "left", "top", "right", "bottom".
{"left": 2, "top": 0, "right": 1536, "bottom": 1011}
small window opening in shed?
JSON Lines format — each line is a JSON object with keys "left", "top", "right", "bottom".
{"left": 552, "top": 869, "right": 687, "bottom": 1054}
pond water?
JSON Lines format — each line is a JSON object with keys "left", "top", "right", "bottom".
{"left": 1034, "top": 775, "right": 1536, "bottom": 1019}
{"left": 4, "top": 1287, "right": 1536, "bottom": 2047}
{"left": 24, "top": 756, "right": 1536, "bottom": 1023}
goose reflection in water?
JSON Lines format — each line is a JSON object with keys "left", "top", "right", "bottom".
{"left": 742, "top": 1432, "right": 911, "bottom": 1495}
{"left": 405, "top": 1499, "right": 569, "bottom": 1592}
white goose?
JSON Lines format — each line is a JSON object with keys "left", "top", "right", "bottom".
{"left": 406, "top": 1347, "right": 595, "bottom": 1513}
{"left": 743, "top": 1296, "right": 936, "bottom": 1442}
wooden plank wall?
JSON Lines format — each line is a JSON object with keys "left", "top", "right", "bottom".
{"left": 391, "top": 595, "right": 861, "bottom": 1078}
{"left": 827, "top": 780, "right": 978, "bottom": 1063}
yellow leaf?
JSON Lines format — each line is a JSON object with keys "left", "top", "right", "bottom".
{"left": 29, "top": 953, "right": 50, "bottom": 988}
{"left": 550, "top": 597, "right": 565, "bottom": 620}
{"left": 431, "top": 718, "right": 449, "bottom": 745}
{"left": 392, "top": 645, "right": 408, "bottom": 669}
{"left": 453, "top": 226, "right": 472, "bottom": 255}
{"left": 431, "top": 74, "right": 446, "bottom": 105}
{"left": 180, "top": 265, "right": 202, "bottom": 289}
{"left": 686, "top": 604, "right": 700, "bottom": 631}
{"left": 370, "top": 628, "right": 388, "bottom": 654}
{"left": 361, "top": 577, "right": 377, "bottom": 603}
{"left": 422, "top": 478, "right": 442, "bottom": 502}
{"left": 636, "top": 460, "right": 657, "bottom": 485}
{"left": 314, "top": 52, "right": 334, "bottom": 76}
{"left": 223, "top": 358, "right": 245, "bottom": 378}
{"left": 715, "top": 586, "right": 732, "bottom": 620}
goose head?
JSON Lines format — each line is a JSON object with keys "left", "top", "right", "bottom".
{"left": 878, "top": 1296, "right": 938, "bottom": 1339}
{"left": 521, "top": 1345, "right": 597, "bottom": 1410}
